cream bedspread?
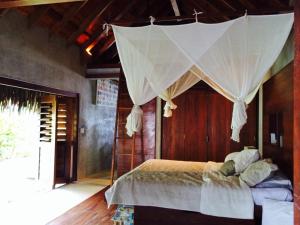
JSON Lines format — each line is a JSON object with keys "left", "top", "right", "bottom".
{"left": 105, "top": 159, "right": 254, "bottom": 219}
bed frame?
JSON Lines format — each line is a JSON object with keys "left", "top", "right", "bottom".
{"left": 134, "top": 205, "right": 262, "bottom": 225}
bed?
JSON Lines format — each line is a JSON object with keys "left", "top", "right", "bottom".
{"left": 105, "top": 158, "right": 292, "bottom": 225}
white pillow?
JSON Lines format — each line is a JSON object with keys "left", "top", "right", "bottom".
{"left": 224, "top": 152, "right": 239, "bottom": 162}
{"left": 240, "top": 160, "right": 274, "bottom": 186}
{"left": 234, "top": 149, "right": 260, "bottom": 173}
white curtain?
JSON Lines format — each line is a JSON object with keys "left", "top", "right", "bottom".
{"left": 112, "top": 13, "right": 294, "bottom": 141}
{"left": 159, "top": 71, "right": 200, "bottom": 117}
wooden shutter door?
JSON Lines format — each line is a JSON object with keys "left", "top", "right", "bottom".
{"left": 54, "top": 96, "right": 78, "bottom": 186}
{"left": 39, "top": 95, "right": 56, "bottom": 190}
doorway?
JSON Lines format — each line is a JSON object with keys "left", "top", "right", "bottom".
{"left": 0, "top": 101, "right": 41, "bottom": 203}
{"left": 0, "top": 80, "right": 79, "bottom": 204}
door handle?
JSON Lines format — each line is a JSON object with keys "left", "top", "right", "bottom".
{"left": 205, "top": 136, "right": 209, "bottom": 143}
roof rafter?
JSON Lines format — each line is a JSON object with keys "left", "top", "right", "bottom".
{"left": 98, "top": 35, "right": 115, "bottom": 56}
{"left": 92, "top": 2, "right": 293, "bottom": 62}
{"left": 218, "top": 0, "right": 238, "bottom": 11}
{"left": 49, "top": 1, "right": 88, "bottom": 36}
{"left": 92, "top": 0, "right": 171, "bottom": 61}
{"left": 81, "top": 0, "right": 139, "bottom": 52}
{"left": 67, "top": 0, "right": 116, "bottom": 45}
{"left": 201, "top": 0, "right": 230, "bottom": 20}
{"left": 238, "top": 0, "right": 257, "bottom": 10}
{"left": 170, "top": 0, "right": 181, "bottom": 16}
{"left": 93, "top": 7, "right": 294, "bottom": 26}
{"left": 188, "top": 0, "right": 219, "bottom": 22}
{"left": 268, "top": 0, "right": 289, "bottom": 8}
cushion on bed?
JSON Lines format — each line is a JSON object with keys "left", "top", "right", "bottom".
{"left": 255, "top": 171, "right": 293, "bottom": 190}
{"left": 233, "top": 149, "right": 260, "bottom": 173}
{"left": 224, "top": 152, "right": 239, "bottom": 162}
{"left": 240, "top": 160, "right": 277, "bottom": 186}
{"left": 219, "top": 160, "right": 235, "bottom": 176}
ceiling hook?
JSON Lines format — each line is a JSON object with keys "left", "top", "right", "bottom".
{"left": 149, "top": 16, "right": 155, "bottom": 25}
{"left": 102, "top": 23, "right": 110, "bottom": 36}
{"left": 193, "top": 9, "right": 202, "bottom": 23}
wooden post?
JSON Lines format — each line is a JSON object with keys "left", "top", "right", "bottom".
{"left": 131, "top": 133, "right": 136, "bottom": 170}
{"left": 141, "top": 121, "right": 145, "bottom": 163}
{"left": 110, "top": 78, "right": 121, "bottom": 186}
{"left": 294, "top": 1, "right": 300, "bottom": 224}
{"left": 110, "top": 111, "right": 118, "bottom": 186}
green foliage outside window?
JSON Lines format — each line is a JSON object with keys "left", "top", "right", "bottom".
{"left": 0, "top": 116, "right": 17, "bottom": 160}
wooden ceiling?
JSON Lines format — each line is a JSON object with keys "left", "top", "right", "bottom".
{"left": 0, "top": 0, "right": 294, "bottom": 66}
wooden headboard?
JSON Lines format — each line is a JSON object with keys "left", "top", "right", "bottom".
{"left": 263, "top": 63, "right": 293, "bottom": 180}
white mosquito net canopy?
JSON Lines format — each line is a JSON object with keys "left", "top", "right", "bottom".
{"left": 112, "top": 13, "right": 294, "bottom": 142}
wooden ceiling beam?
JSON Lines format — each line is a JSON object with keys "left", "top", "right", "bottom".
{"left": 100, "top": 7, "right": 294, "bottom": 25}
{"left": 88, "top": 63, "right": 121, "bottom": 69}
{"left": 86, "top": 63, "right": 121, "bottom": 79}
{"left": 67, "top": 0, "right": 116, "bottom": 45}
{"left": 157, "top": 2, "right": 175, "bottom": 17}
{"left": 81, "top": 0, "right": 138, "bottom": 51}
{"left": 202, "top": 0, "right": 230, "bottom": 20}
{"left": 96, "top": 44, "right": 117, "bottom": 62}
{"left": 110, "top": 48, "right": 119, "bottom": 61}
{"left": 49, "top": 1, "right": 88, "bottom": 36}
{"left": 170, "top": 0, "right": 181, "bottom": 16}
{"left": 188, "top": 0, "right": 220, "bottom": 22}
{"left": 238, "top": 0, "right": 257, "bottom": 10}
{"left": 183, "top": 0, "right": 215, "bottom": 22}
{"left": 92, "top": 2, "right": 293, "bottom": 62}
{"left": 98, "top": 35, "right": 115, "bottom": 55}
{"left": 91, "top": 0, "right": 171, "bottom": 61}
{"left": 219, "top": 0, "right": 239, "bottom": 11}
{"left": 85, "top": 73, "right": 120, "bottom": 79}
{"left": 0, "top": 0, "right": 86, "bottom": 9}
{"left": 268, "top": 0, "right": 289, "bottom": 8}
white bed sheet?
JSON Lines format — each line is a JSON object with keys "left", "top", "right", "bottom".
{"left": 262, "top": 199, "right": 293, "bottom": 225}
{"left": 105, "top": 159, "right": 254, "bottom": 219}
{"left": 251, "top": 187, "right": 293, "bottom": 206}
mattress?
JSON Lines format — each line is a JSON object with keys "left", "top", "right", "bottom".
{"left": 251, "top": 187, "right": 293, "bottom": 206}
{"left": 106, "top": 159, "right": 254, "bottom": 219}
{"left": 262, "top": 199, "right": 293, "bottom": 225}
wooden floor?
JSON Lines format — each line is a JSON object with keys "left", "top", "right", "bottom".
{"left": 47, "top": 186, "right": 116, "bottom": 225}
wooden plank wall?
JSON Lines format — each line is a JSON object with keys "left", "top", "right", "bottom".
{"left": 263, "top": 63, "right": 293, "bottom": 179}
{"left": 116, "top": 76, "right": 156, "bottom": 176}
{"left": 294, "top": 1, "right": 300, "bottom": 223}
{"left": 162, "top": 82, "right": 257, "bottom": 162}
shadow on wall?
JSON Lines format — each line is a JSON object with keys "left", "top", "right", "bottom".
{"left": 85, "top": 115, "right": 115, "bottom": 175}
{"left": 99, "top": 143, "right": 113, "bottom": 170}
{"left": 79, "top": 78, "right": 117, "bottom": 177}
